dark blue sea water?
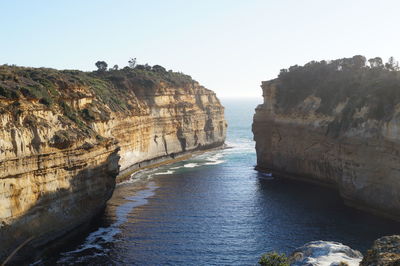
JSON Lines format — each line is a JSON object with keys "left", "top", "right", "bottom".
{"left": 38, "top": 99, "right": 400, "bottom": 265}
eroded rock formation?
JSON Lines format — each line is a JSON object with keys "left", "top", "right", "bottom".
{"left": 0, "top": 65, "right": 226, "bottom": 261}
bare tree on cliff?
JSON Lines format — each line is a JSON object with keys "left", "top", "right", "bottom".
{"left": 385, "top": 56, "right": 399, "bottom": 71}
{"left": 368, "top": 57, "right": 384, "bottom": 69}
{"left": 128, "top": 58, "right": 136, "bottom": 69}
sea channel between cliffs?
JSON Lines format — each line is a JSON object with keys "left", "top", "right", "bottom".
{"left": 32, "top": 98, "right": 400, "bottom": 265}
{"left": 2, "top": 56, "right": 400, "bottom": 265}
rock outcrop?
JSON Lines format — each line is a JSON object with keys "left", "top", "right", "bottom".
{"left": 285, "top": 235, "right": 400, "bottom": 266}
{"left": 289, "top": 241, "right": 363, "bottom": 266}
{"left": 361, "top": 235, "right": 400, "bottom": 266}
{"left": 0, "top": 65, "right": 226, "bottom": 262}
{"left": 253, "top": 56, "right": 400, "bottom": 220}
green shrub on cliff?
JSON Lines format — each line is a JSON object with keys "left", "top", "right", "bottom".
{"left": 259, "top": 252, "right": 289, "bottom": 266}
{"left": 102, "top": 64, "right": 194, "bottom": 89}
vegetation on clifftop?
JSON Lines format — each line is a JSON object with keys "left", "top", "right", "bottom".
{"left": 0, "top": 61, "right": 201, "bottom": 135}
{"left": 275, "top": 55, "right": 400, "bottom": 122}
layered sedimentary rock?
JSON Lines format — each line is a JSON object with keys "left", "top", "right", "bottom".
{"left": 0, "top": 65, "right": 226, "bottom": 261}
{"left": 112, "top": 84, "right": 226, "bottom": 174}
{"left": 253, "top": 57, "right": 400, "bottom": 220}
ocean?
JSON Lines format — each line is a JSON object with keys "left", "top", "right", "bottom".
{"left": 37, "top": 98, "right": 400, "bottom": 265}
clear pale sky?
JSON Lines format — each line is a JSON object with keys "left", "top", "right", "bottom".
{"left": 1, "top": 0, "right": 400, "bottom": 98}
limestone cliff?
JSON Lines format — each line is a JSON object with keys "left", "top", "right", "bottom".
{"left": 253, "top": 56, "right": 400, "bottom": 220}
{"left": 0, "top": 65, "right": 226, "bottom": 261}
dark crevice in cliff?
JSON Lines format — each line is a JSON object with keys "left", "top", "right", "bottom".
{"left": 177, "top": 127, "right": 187, "bottom": 152}
{"left": 31, "top": 127, "right": 42, "bottom": 152}
{"left": 10, "top": 129, "right": 18, "bottom": 156}
{"left": 162, "top": 135, "right": 169, "bottom": 155}
{"left": 204, "top": 118, "right": 214, "bottom": 141}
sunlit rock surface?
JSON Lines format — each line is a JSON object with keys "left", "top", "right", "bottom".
{"left": 289, "top": 241, "right": 363, "bottom": 266}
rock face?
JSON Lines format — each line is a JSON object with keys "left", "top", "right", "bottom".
{"left": 113, "top": 83, "right": 226, "bottom": 175}
{"left": 253, "top": 61, "right": 400, "bottom": 220}
{"left": 361, "top": 235, "right": 400, "bottom": 266}
{"left": 289, "top": 241, "right": 363, "bottom": 266}
{"left": 0, "top": 65, "right": 226, "bottom": 261}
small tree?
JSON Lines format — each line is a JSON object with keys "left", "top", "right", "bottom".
{"left": 368, "top": 57, "right": 383, "bottom": 68}
{"left": 144, "top": 63, "right": 151, "bottom": 71}
{"left": 95, "top": 61, "right": 108, "bottom": 71}
{"left": 112, "top": 64, "right": 119, "bottom": 70}
{"left": 128, "top": 58, "right": 137, "bottom": 68}
{"left": 279, "top": 68, "right": 288, "bottom": 78}
{"left": 351, "top": 55, "right": 366, "bottom": 69}
{"left": 152, "top": 65, "right": 166, "bottom": 73}
{"left": 135, "top": 64, "right": 145, "bottom": 70}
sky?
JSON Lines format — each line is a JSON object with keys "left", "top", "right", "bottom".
{"left": 1, "top": 0, "right": 400, "bottom": 98}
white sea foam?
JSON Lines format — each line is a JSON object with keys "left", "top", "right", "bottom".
{"left": 203, "top": 153, "right": 225, "bottom": 165}
{"left": 224, "top": 139, "right": 255, "bottom": 154}
{"left": 204, "top": 160, "right": 224, "bottom": 165}
{"left": 153, "top": 170, "right": 174, "bottom": 175}
{"left": 170, "top": 166, "right": 184, "bottom": 170}
{"left": 122, "top": 146, "right": 230, "bottom": 183}
{"left": 118, "top": 169, "right": 152, "bottom": 185}
{"left": 118, "top": 166, "right": 167, "bottom": 185}
{"left": 184, "top": 163, "right": 199, "bottom": 168}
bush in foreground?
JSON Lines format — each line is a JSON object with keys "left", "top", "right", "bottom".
{"left": 259, "top": 252, "right": 289, "bottom": 266}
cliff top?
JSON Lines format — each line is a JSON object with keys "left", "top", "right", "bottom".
{"left": 0, "top": 64, "right": 207, "bottom": 109}
{"left": 0, "top": 64, "right": 216, "bottom": 137}
{"left": 270, "top": 55, "right": 400, "bottom": 122}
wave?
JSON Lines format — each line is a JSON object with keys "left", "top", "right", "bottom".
{"left": 183, "top": 163, "right": 199, "bottom": 168}
{"left": 120, "top": 139, "right": 251, "bottom": 185}
{"left": 203, "top": 153, "right": 225, "bottom": 165}
{"left": 118, "top": 168, "right": 157, "bottom": 186}
{"left": 224, "top": 138, "right": 255, "bottom": 154}
{"left": 153, "top": 170, "right": 174, "bottom": 175}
